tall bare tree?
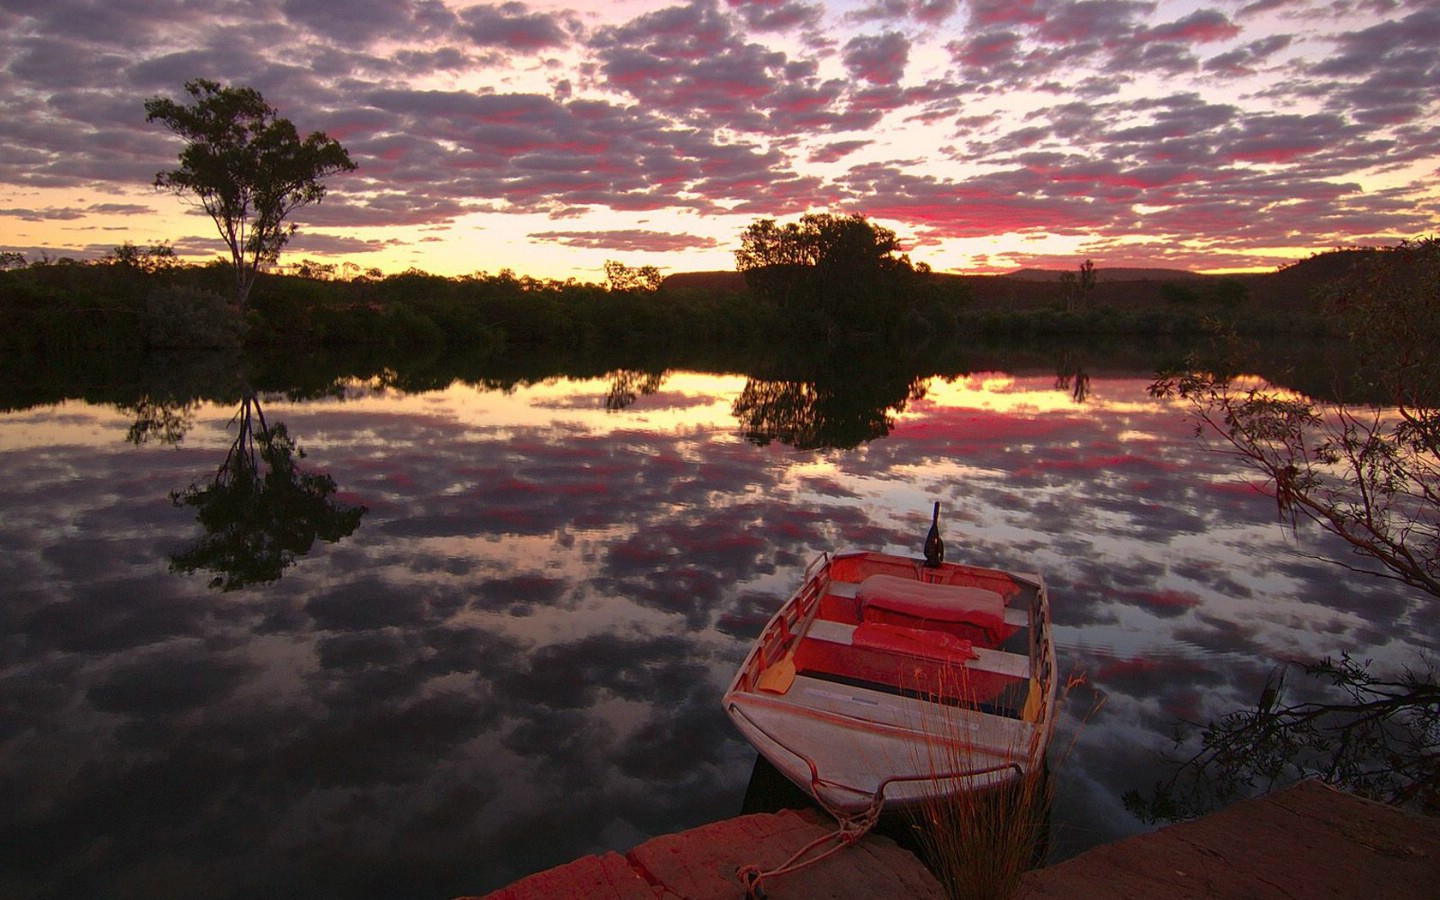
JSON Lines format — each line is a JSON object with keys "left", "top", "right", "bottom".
{"left": 146, "top": 79, "right": 356, "bottom": 308}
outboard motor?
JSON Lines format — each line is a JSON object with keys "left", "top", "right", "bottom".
{"left": 923, "top": 501, "right": 944, "bottom": 568}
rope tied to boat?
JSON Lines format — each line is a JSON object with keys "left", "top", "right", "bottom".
{"left": 736, "top": 791, "right": 884, "bottom": 899}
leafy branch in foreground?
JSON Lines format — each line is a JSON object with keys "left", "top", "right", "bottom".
{"left": 1124, "top": 654, "right": 1439, "bottom": 822}
{"left": 1151, "top": 238, "right": 1438, "bottom": 595}
{"left": 1141, "top": 237, "right": 1439, "bottom": 817}
{"left": 1150, "top": 371, "right": 1438, "bottom": 597}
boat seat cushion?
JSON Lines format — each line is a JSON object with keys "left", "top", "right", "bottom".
{"left": 852, "top": 622, "right": 978, "bottom": 663}
{"left": 857, "top": 575, "right": 1007, "bottom": 640}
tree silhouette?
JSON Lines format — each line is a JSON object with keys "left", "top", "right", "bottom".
{"left": 1061, "top": 258, "right": 1096, "bottom": 312}
{"left": 1124, "top": 655, "right": 1439, "bottom": 821}
{"left": 122, "top": 394, "right": 199, "bottom": 447}
{"left": 146, "top": 79, "right": 356, "bottom": 308}
{"left": 735, "top": 213, "right": 920, "bottom": 335}
{"left": 604, "top": 369, "right": 667, "bottom": 411}
{"left": 603, "top": 260, "right": 663, "bottom": 293}
{"left": 1053, "top": 350, "right": 1091, "bottom": 404}
{"left": 1153, "top": 239, "right": 1438, "bottom": 599}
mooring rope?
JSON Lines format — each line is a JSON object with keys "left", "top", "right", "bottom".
{"left": 736, "top": 788, "right": 884, "bottom": 899}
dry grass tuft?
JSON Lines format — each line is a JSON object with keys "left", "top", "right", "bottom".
{"left": 906, "top": 671, "right": 1098, "bottom": 900}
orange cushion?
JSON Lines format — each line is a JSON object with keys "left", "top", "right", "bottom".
{"left": 852, "top": 621, "right": 978, "bottom": 663}
{"left": 857, "top": 574, "right": 1006, "bottom": 636}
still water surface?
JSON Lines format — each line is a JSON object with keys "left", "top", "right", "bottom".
{"left": 1, "top": 367, "right": 1433, "bottom": 899}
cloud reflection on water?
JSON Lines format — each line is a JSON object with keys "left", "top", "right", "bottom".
{"left": 0, "top": 371, "right": 1434, "bottom": 899}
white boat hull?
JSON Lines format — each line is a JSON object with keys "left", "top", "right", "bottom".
{"left": 724, "top": 550, "right": 1056, "bottom": 815}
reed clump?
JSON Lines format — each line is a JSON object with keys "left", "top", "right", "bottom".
{"left": 905, "top": 671, "right": 1093, "bottom": 900}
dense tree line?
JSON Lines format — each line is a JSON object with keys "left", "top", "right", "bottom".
{"left": 735, "top": 212, "right": 969, "bottom": 341}
{"left": 0, "top": 242, "right": 1384, "bottom": 368}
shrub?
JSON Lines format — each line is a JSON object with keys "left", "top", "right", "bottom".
{"left": 144, "top": 285, "right": 246, "bottom": 349}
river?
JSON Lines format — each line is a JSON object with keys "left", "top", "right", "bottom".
{"left": 0, "top": 358, "right": 1432, "bottom": 899}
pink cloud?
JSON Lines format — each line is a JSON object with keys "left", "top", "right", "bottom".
{"left": 527, "top": 230, "right": 722, "bottom": 252}
{"left": 842, "top": 31, "right": 910, "bottom": 85}
{"left": 1141, "top": 10, "right": 1241, "bottom": 44}
{"left": 725, "top": 0, "right": 823, "bottom": 32}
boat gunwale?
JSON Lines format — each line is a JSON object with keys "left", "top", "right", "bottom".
{"left": 726, "top": 693, "right": 1027, "bottom": 810}
{"left": 723, "top": 548, "right": 1058, "bottom": 811}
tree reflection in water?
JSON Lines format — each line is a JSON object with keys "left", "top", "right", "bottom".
{"left": 1124, "top": 655, "right": 1440, "bottom": 821}
{"left": 732, "top": 363, "right": 928, "bottom": 451}
{"left": 604, "top": 369, "right": 667, "bottom": 411}
{"left": 121, "top": 393, "right": 200, "bottom": 446}
{"left": 1054, "top": 350, "right": 1091, "bottom": 404}
{"left": 118, "top": 352, "right": 246, "bottom": 447}
{"left": 170, "top": 392, "right": 366, "bottom": 590}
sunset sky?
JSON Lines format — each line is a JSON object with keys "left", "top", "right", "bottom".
{"left": 2, "top": 0, "right": 1437, "bottom": 281}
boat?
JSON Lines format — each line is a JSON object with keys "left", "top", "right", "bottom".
{"left": 723, "top": 510, "right": 1056, "bottom": 816}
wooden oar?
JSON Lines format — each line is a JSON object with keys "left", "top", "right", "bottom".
{"left": 756, "top": 646, "right": 797, "bottom": 694}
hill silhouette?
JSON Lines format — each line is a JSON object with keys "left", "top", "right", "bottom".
{"left": 1002, "top": 267, "right": 1207, "bottom": 282}
{"left": 661, "top": 249, "right": 1382, "bottom": 316}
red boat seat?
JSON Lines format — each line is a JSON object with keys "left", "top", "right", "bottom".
{"left": 852, "top": 621, "right": 977, "bottom": 663}
{"left": 857, "top": 575, "right": 1007, "bottom": 643}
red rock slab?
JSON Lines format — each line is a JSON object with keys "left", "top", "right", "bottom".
{"left": 464, "top": 808, "right": 945, "bottom": 900}
{"left": 1015, "top": 779, "right": 1440, "bottom": 900}
{"left": 470, "top": 851, "right": 656, "bottom": 900}
{"left": 633, "top": 808, "right": 944, "bottom": 899}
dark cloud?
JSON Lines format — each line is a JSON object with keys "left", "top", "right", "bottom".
{"left": 850, "top": 0, "right": 958, "bottom": 25}
{"left": 496, "top": 633, "right": 704, "bottom": 709}
{"left": 87, "top": 648, "right": 255, "bottom": 715}
{"left": 913, "top": 0, "right": 961, "bottom": 24}
{"left": 1, "top": 206, "right": 86, "bottom": 222}
{"left": 833, "top": 161, "right": 1106, "bottom": 238}
{"left": 725, "top": 0, "right": 824, "bottom": 32}
{"left": 590, "top": 0, "right": 790, "bottom": 132}
{"left": 0, "top": 0, "right": 1436, "bottom": 313}
{"left": 23, "top": 580, "right": 214, "bottom": 655}
{"left": 281, "top": 231, "right": 388, "bottom": 255}
{"left": 967, "top": 0, "right": 1051, "bottom": 29}
{"left": 528, "top": 229, "right": 722, "bottom": 251}
{"left": 305, "top": 579, "right": 447, "bottom": 632}
{"left": 280, "top": 0, "right": 431, "bottom": 46}
{"left": 842, "top": 31, "right": 911, "bottom": 85}
{"left": 317, "top": 86, "right": 826, "bottom": 218}
{"left": 807, "top": 139, "right": 872, "bottom": 163}
{"left": 1035, "top": 0, "right": 1153, "bottom": 45}
{"left": 849, "top": 0, "right": 912, "bottom": 22}
{"left": 457, "top": 2, "right": 575, "bottom": 51}
{"left": 1203, "top": 33, "right": 1293, "bottom": 76}
{"left": 1141, "top": 9, "right": 1241, "bottom": 44}
{"left": 1307, "top": 6, "right": 1440, "bottom": 130}
{"left": 614, "top": 683, "right": 734, "bottom": 781}
{"left": 468, "top": 574, "right": 571, "bottom": 614}
{"left": 950, "top": 28, "right": 1024, "bottom": 70}
{"left": 1238, "top": 0, "right": 1307, "bottom": 15}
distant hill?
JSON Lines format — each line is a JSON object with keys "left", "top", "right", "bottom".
{"left": 659, "top": 270, "right": 746, "bottom": 294}
{"left": 659, "top": 249, "right": 1385, "bottom": 315}
{"left": 1003, "top": 267, "right": 1208, "bottom": 282}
